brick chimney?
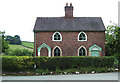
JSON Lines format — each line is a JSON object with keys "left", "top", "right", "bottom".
{"left": 65, "top": 3, "right": 73, "bottom": 18}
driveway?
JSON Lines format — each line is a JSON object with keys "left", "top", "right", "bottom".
{"left": 1, "top": 72, "right": 119, "bottom": 80}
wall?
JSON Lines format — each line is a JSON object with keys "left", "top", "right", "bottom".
{"left": 34, "top": 31, "right": 105, "bottom": 56}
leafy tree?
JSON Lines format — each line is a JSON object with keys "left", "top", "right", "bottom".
{"left": 1, "top": 31, "right": 9, "bottom": 52}
{"left": 6, "top": 35, "right": 15, "bottom": 44}
{"left": 14, "top": 35, "right": 21, "bottom": 45}
{"left": 6, "top": 35, "right": 21, "bottom": 45}
{"left": 105, "top": 25, "right": 120, "bottom": 57}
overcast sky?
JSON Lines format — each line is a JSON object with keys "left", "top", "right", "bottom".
{"left": 0, "top": 0, "right": 119, "bottom": 42}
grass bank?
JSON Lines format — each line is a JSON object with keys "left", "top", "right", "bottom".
{"left": 9, "top": 44, "right": 33, "bottom": 51}
{"left": 21, "top": 41, "right": 34, "bottom": 49}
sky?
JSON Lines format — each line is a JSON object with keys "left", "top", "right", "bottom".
{"left": 0, "top": 0, "right": 119, "bottom": 42}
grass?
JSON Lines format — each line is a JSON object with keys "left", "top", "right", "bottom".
{"left": 22, "top": 41, "right": 34, "bottom": 49}
{"left": 9, "top": 44, "right": 33, "bottom": 51}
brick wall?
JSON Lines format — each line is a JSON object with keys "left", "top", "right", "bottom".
{"left": 34, "top": 31, "right": 105, "bottom": 56}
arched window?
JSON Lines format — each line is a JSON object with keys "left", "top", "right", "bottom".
{"left": 78, "top": 46, "right": 87, "bottom": 56}
{"left": 52, "top": 32, "right": 62, "bottom": 41}
{"left": 54, "top": 48, "right": 60, "bottom": 56}
{"left": 78, "top": 32, "right": 87, "bottom": 41}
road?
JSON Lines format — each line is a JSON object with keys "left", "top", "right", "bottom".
{"left": 1, "top": 72, "right": 119, "bottom": 80}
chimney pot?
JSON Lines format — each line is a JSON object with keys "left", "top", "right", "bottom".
{"left": 66, "top": 3, "right": 68, "bottom": 6}
{"left": 64, "top": 3, "right": 73, "bottom": 18}
{"left": 70, "top": 3, "right": 72, "bottom": 6}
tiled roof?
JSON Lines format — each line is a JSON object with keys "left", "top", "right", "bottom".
{"left": 33, "top": 17, "right": 105, "bottom": 32}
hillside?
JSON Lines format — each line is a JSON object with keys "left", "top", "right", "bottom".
{"left": 9, "top": 44, "right": 33, "bottom": 51}
{"left": 21, "top": 41, "right": 34, "bottom": 49}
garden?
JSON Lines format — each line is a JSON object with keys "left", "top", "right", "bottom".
{"left": 1, "top": 56, "right": 117, "bottom": 76}
{"left": 0, "top": 24, "right": 120, "bottom": 76}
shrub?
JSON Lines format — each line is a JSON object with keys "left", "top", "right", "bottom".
{"left": 9, "top": 49, "right": 33, "bottom": 56}
{"left": 64, "top": 68, "right": 78, "bottom": 73}
{"left": 2, "top": 56, "right": 34, "bottom": 71}
{"left": 2, "top": 56, "right": 115, "bottom": 72}
{"left": 56, "top": 67, "right": 63, "bottom": 73}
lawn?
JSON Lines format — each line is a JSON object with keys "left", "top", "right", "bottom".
{"left": 22, "top": 41, "right": 34, "bottom": 49}
{"left": 9, "top": 44, "right": 33, "bottom": 51}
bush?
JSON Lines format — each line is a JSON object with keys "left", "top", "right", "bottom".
{"left": 7, "top": 49, "right": 34, "bottom": 56}
{"left": 56, "top": 67, "right": 63, "bottom": 73}
{"left": 2, "top": 56, "right": 115, "bottom": 72}
{"left": 2, "top": 56, "right": 34, "bottom": 71}
{"left": 35, "top": 69, "right": 50, "bottom": 74}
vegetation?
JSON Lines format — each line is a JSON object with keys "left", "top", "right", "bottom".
{"left": 2, "top": 56, "right": 114, "bottom": 72}
{"left": 105, "top": 25, "right": 120, "bottom": 57}
{"left": 6, "top": 35, "right": 21, "bottom": 45}
{"left": 1, "top": 31, "right": 9, "bottom": 53}
{"left": 4, "top": 44, "right": 33, "bottom": 56}
{"left": 22, "top": 41, "right": 34, "bottom": 49}
{"left": 8, "top": 44, "right": 33, "bottom": 51}
{"left": 7, "top": 49, "right": 33, "bottom": 56}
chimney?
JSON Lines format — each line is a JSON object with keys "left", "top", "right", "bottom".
{"left": 65, "top": 3, "right": 73, "bottom": 18}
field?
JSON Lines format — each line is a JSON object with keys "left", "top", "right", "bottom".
{"left": 0, "top": 41, "right": 34, "bottom": 56}
{"left": 21, "top": 41, "right": 34, "bottom": 49}
{"left": 9, "top": 44, "right": 33, "bottom": 51}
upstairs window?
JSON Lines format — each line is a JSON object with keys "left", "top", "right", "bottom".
{"left": 52, "top": 32, "right": 62, "bottom": 41}
{"left": 78, "top": 32, "right": 87, "bottom": 41}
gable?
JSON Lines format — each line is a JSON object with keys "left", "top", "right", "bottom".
{"left": 89, "top": 44, "right": 102, "bottom": 51}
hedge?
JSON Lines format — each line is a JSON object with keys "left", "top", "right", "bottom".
{"left": 2, "top": 56, "right": 114, "bottom": 71}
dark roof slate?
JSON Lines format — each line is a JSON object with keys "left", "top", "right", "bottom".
{"left": 33, "top": 17, "right": 105, "bottom": 32}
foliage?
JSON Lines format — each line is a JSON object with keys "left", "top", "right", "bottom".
{"left": 8, "top": 44, "right": 33, "bottom": 51}
{"left": 56, "top": 67, "right": 63, "bottom": 73}
{"left": 2, "top": 56, "right": 34, "bottom": 71}
{"left": 6, "top": 35, "right": 21, "bottom": 45}
{"left": 22, "top": 41, "right": 34, "bottom": 49}
{"left": 105, "top": 25, "right": 120, "bottom": 57}
{"left": 6, "top": 48, "right": 34, "bottom": 56}
{"left": 2, "top": 56, "right": 114, "bottom": 72}
{"left": 1, "top": 31, "right": 9, "bottom": 52}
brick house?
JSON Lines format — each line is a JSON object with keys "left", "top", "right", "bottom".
{"left": 33, "top": 3, "right": 106, "bottom": 57}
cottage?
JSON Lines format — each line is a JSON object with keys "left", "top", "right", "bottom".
{"left": 33, "top": 3, "right": 106, "bottom": 57}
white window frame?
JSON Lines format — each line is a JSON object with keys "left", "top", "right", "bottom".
{"left": 52, "top": 32, "right": 62, "bottom": 41}
{"left": 78, "top": 32, "right": 87, "bottom": 41}
{"left": 52, "top": 46, "right": 62, "bottom": 57}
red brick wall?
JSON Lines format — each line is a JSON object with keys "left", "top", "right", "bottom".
{"left": 34, "top": 31, "right": 105, "bottom": 56}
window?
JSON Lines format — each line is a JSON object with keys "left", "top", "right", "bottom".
{"left": 79, "top": 47, "right": 86, "bottom": 56}
{"left": 54, "top": 33, "right": 60, "bottom": 40}
{"left": 52, "top": 32, "right": 62, "bottom": 41}
{"left": 78, "top": 32, "right": 87, "bottom": 41}
{"left": 54, "top": 48, "right": 60, "bottom": 56}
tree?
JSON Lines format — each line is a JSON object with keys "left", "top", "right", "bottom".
{"left": 6, "top": 35, "right": 21, "bottom": 45}
{"left": 1, "top": 31, "right": 9, "bottom": 52}
{"left": 14, "top": 35, "right": 21, "bottom": 45}
{"left": 6, "top": 35, "right": 15, "bottom": 44}
{"left": 105, "top": 24, "right": 120, "bottom": 57}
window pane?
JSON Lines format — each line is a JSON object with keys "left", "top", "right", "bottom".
{"left": 79, "top": 32, "right": 86, "bottom": 40}
{"left": 54, "top": 48, "right": 60, "bottom": 56}
{"left": 54, "top": 33, "right": 61, "bottom": 40}
{"left": 79, "top": 47, "right": 86, "bottom": 56}
{"left": 79, "top": 37, "right": 82, "bottom": 40}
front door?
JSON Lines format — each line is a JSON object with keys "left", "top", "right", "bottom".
{"left": 40, "top": 47, "right": 48, "bottom": 56}
{"left": 91, "top": 50, "right": 99, "bottom": 56}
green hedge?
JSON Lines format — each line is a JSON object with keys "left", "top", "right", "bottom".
{"left": 2, "top": 56, "right": 114, "bottom": 71}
